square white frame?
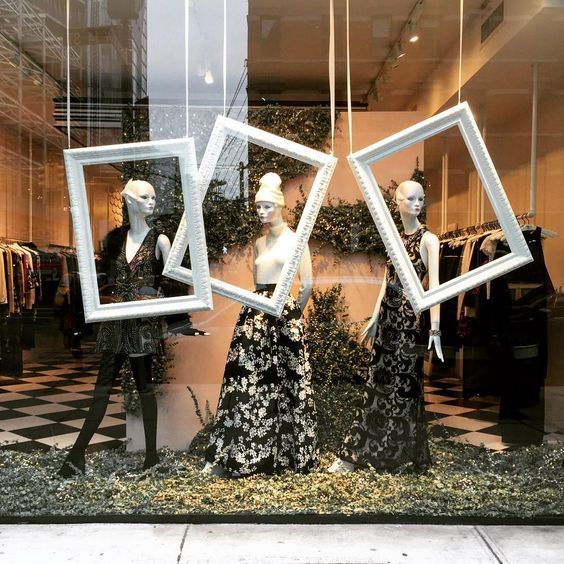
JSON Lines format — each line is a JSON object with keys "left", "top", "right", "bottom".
{"left": 348, "top": 101, "right": 533, "bottom": 314}
{"left": 63, "top": 137, "right": 213, "bottom": 322}
{"left": 164, "top": 115, "right": 338, "bottom": 317}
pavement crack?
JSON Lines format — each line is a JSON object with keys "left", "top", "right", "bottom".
{"left": 176, "top": 524, "right": 190, "bottom": 563}
{"left": 474, "top": 526, "right": 507, "bottom": 564}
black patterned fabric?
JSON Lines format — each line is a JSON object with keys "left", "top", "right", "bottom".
{"left": 339, "top": 226, "right": 431, "bottom": 472}
{"left": 205, "top": 286, "right": 319, "bottom": 476}
{"left": 96, "top": 228, "right": 163, "bottom": 355}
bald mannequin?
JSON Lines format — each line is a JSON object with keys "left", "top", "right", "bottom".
{"left": 121, "top": 179, "right": 171, "bottom": 268}
{"left": 361, "top": 180, "right": 443, "bottom": 359}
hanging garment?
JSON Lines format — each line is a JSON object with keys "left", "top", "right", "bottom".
{"left": 339, "top": 226, "right": 431, "bottom": 472}
{"left": 96, "top": 227, "right": 163, "bottom": 355}
{"left": 205, "top": 285, "right": 319, "bottom": 476}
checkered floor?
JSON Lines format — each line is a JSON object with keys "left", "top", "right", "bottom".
{"left": 0, "top": 346, "right": 125, "bottom": 453}
{"left": 1, "top": 332, "right": 561, "bottom": 454}
{"left": 424, "top": 376, "right": 512, "bottom": 451}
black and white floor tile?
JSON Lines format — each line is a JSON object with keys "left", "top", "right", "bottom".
{"left": 1, "top": 334, "right": 563, "bottom": 454}
{"left": 0, "top": 347, "right": 125, "bottom": 453}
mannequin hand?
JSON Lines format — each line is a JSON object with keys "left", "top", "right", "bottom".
{"left": 427, "top": 335, "right": 444, "bottom": 362}
{"left": 360, "top": 316, "right": 378, "bottom": 347}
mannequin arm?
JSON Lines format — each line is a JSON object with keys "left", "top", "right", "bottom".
{"left": 252, "top": 242, "right": 258, "bottom": 286}
{"left": 298, "top": 244, "right": 312, "bottom": 311}
{"left": 360, "top": 267, "right": 387, "bottom": 346}
{"left": 156, "top": 233, "right": 171, "bottom": 265}
{"left": 424, "top": 233, "right": 444, "bottom": 362}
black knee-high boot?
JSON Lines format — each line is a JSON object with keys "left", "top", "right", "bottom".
{"left": 58, "top": 352, "right": 126, "bottom": 477}
{"left": 129, "top": 355, "right": 159, "bottom": 470}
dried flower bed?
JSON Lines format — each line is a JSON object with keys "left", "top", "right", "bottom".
{"left": 1, "top": 382, "right": 563, "bottom": 519}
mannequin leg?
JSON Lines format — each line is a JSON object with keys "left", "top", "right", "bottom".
{"left": 129, "top": 354, "right": 159, "bottom": 470}
{"left": 58, "top": 352, "right": 126, "bottom": 477}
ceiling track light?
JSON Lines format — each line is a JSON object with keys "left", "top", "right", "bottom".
{"left": 367, "top": 0, "right": 424, "bottom": 102}
{"left": 408, "top": 19, "right": 419, "bottom": 43}
{"left": 393, "top": 42, "right": 406, "bottom": 60}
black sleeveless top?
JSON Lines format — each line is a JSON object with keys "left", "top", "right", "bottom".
{"left": 96, "top": 227, "right": 163, "bottom": 354}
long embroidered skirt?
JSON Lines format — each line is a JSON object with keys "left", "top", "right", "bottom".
{"left": 205, "top": 287, "right": 319, "bottom": 475}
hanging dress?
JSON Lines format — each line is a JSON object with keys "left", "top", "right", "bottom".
{"left": 339, "top": 226, "right": 431, "bottom": 472}
{"left": 96, "top": 227, "right": 163, "bottom": 355}
{"left": 205, "top": 285, "right": 319, "bottom": 476}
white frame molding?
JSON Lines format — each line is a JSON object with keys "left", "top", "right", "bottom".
{"left": 164, "top": 115, "right": 338, "bottom": 317}
{"left": 64, "top": 138, "right": 213, "bottom": 322}
{"left": 348, "top": 102, "right": 533, "bottom": 313}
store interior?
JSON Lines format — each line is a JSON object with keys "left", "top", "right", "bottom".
{"left": 0, "top": 0, "right": 563, "bottom": 466}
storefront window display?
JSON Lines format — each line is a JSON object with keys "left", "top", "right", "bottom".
{"left": 0, "top": 0, "right": 563, "bottom": 520}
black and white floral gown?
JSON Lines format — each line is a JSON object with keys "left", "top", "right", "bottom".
{"left": 339, "top": 226, "right": 431, "bottom": 472}
{"left": 205, "top": 285, "right": 319, "bottom": 475}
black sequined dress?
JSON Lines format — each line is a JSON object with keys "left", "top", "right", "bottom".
{"left": 339, "top": 226, "right": 431, "bottom": 472}
{"left": 96, "top": 227, "right": 163, "bottom": 355}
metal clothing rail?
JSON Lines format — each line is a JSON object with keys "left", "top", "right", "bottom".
{"left": 438, "top": 212, "right": 533, "bottom": 241}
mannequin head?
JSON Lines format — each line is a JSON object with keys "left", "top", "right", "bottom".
{"left": 121, "top": 179, "right": 156, "bottom": 218}
{"left": 395, "top": 180, "right": 424, "bottom": 217}
{"left": 255, "top": 172, "right": 285, "bottom": 225}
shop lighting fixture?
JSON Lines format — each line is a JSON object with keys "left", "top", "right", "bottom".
{"left": 408, "top": 19, "right": 419, "bottom": 43}
{"left": 204, "top": 69, "right": 214, "bottom": 84}
{"left": 367, "top": 0, "right": 424, "bottom": 101}
{"left": 393, "top": 42, "right": 405, "bottom": 60}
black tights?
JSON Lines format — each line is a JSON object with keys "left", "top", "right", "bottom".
{"left": 59, "top": 352, "right": 158, "bottom": 476}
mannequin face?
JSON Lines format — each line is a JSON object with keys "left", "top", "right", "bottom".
{"left": 396, "top": 183, "right": 424, "bottom": 217}
{"left": 256, "top": 201, "right": 281, "bottom": 224}
{"left": 125, "top": 183, "right": 156, "bottom": 217}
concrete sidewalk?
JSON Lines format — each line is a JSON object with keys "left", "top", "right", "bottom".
{"left": 1, "top": 523, "right": 563, "bottom": 563}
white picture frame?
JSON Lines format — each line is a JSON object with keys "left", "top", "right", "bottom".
{"left": 164, "top": 115, "right": 338, "bottom": 317}
{"left": 63, "top": 137, "right": 213, "bottom": 322}
{"left": 348, "top": 101, "right": 533, "bottom": 314}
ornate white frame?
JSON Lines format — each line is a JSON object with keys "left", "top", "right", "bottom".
{"left": 164, "top": 115, "right": 338, "bottom": 317}
{"left": 63, "top": 138, "right": 213, "bottom": 322}
{"left": 348, "top": 102, "right": 533, "bottom": 313}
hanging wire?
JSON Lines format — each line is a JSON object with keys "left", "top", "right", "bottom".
{"left": 66, "top": 0, "right": 71, "bottom": 148}
{"left": 185, "top": 0, "right": 190, "bottom": 137}
{"left": 457, "top": 0, "right": 464, "bottom": 105}
{"left": 223, "top": 0, "right": 227, "bottom": 116}
{"left": 346, "top": 0, "right": 353, "bottom": 154}
{"left": 328, "top": 0, "right": 336, "bottom": 154}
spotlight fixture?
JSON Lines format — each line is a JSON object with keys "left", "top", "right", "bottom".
{"left": 393, "top": 42, "right": 405, "bottom": 60}
{"left": 204, "top": 69, "right": 214, "bottom": 85}
{"left": 408, "top": 19, "right": 419, "bottom": 43}
{"left": 366, "top": 0, "right": 424, "bottom": 103}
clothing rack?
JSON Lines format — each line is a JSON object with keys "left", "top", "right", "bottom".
{"left": 438, "top": 212, "right": 533, "bottom": 241}
{"left": 0, "top": 237, "right": 29, "bottom": 244}
{"left": 47, "top": 243, "right": 75, "bottom": 251}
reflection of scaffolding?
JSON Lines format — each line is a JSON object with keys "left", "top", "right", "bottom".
{"left": 0, "top": 0, "right": 80, "bottom": 66}
{"left": 0, "top": 91, "right": 63, "bottom": 146}
{"left": 0, "top": 0, "right": 79, "bottom": 148}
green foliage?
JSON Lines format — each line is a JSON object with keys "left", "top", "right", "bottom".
{"left": 1, "top": 381, "right": 564, "bottom": 517}
{"left": 247, "top": 105, "right": 335, "bottom": 198}
{"left": 306, "top": 285, "right": 371, "bottom": 384}
{"left": 290, "top": 185, "right": 398, "bottom": 256}
{"left": 202, "top": 191, "right": 262, "bottom": 262}
{"left": 289, "top": 159, "right": 430, "bottom": 257}
{"left": 119, "top": 104, "right": 335, "bottom": 261}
